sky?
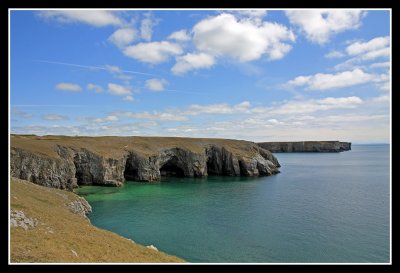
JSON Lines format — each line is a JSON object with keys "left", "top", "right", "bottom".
{"left": 10, "top": 9, "right": 390, "bottom": 143}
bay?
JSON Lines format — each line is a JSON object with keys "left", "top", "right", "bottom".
{"left": 77, "top": 145, "right": 390, "bottom": 263}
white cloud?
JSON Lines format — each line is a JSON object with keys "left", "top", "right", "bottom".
{"left": 108, "top": 28, "right": 136, "bottom": 47}
{"left": 371, "top": 94, "right": 389, "bottom": 103}
{"left": 114, "top": 74, "right": 133, "bottom": 81}
{"left": 124, "top": 96, "right": 134, "bottom": 101}
{"left": 378, "top": 82, "right": 390, "bottom": 91}
{"left": 42, "top": 114, "right": 69, "bottom": 121}
{"left": 325, "top": 50, "right": 345, "bottom": 59}
{"left": 360, "top": 47, "right": 390, "bottom": 61}
{"left": 112, "top": 111, "right": 187, "bottom": 121}
{"left": 334, "top": 36, "right": 390, "bottom": 71}
{"left": 37, "top": 10, "right": 122, "bottom": 27}
{"left": 168, "top": 29, "right": 191, "bottom": 41}
{"left": 145, "top": 78, "right": 167, "bottom": 92}
{"left": 11, "top": 109, "right": 33, "bottom": 119}
{"left": 184, "top": 101, "right": 252, "bottom": 115}
{"left": 344, "top": 36, "right": 390, "bottom": 62}
{"left": 123, "top": 41, "right": 183, "bottom": 64}
{"left": 346, "top": 36, "right": 389, "bottom": 55}
{"left": 93, "top": 115, "right": 119, "bottom": 123}
{"left": 107, "top": 83, "right": 132, "bottom": 96}
{"left": 285, "top": 10, "right": 366, "bottom": 44}
{"left": 193, "top": 13, "right": 295, "bottom": 62}
{"left": 235, "top": 10, "right": 267, "bottom": 19}
{"left": 87, "top": 83, "right": 103, "bottom": 93}
{"left": 172, "top": 52, "right": 215, "bottom": 75}
{"left": 104, "top": 65, "right": 122, "bottom": 74}
{"left": 55, "top": 82, "right": 82, "bottom": 92}
{"left": 286, "top": 69, "right": 377, "bottom": 90}
{"left": 140, "top": 12, "right": 158, "bottom": 41}
{"left": 268, "top": 96, "right": 363, "bottom": 115}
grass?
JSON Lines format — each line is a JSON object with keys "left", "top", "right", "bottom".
{"left": 10, "top": 178, "right": 185, "bottom": 263}
{"left": 11, "top": 134, "right": 261, "bottom": 159}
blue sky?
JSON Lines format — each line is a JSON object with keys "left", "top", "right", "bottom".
{"left": 10, "top": 9, "right": 390, "bottom": 143}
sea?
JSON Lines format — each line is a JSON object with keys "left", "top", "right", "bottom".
{"left": 77, "top": 144, "right": 390, "bottom": 263}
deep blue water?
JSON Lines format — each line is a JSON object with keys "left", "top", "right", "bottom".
{"left": 77, "top": 145, "right": 390, "bottom": 263}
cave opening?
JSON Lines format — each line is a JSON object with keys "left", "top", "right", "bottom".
{"left": 206, "top": 157, "right": 221, "bottom": 175}
{"left": 124, "top": 156, "right": 139, "bottom": 181}
{"left": 160, "top": 159, "right": 184, "bottom": 177}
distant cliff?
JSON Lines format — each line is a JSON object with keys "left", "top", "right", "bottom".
{"left": 257, "top": 141, "right": 351, "bottom": 153}
{"left": 10, "top": 135, "right": 280, "bottom": 189}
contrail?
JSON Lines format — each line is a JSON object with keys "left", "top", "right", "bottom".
{"left": 37, "top": 60, "right": 156, "bottom": 76}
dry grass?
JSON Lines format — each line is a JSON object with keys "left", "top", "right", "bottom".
{"left": 11, "top": 134, "right": 260, "bottom": 159}
{"left": 10, "top": 178, "right": 185, "bottom": 263}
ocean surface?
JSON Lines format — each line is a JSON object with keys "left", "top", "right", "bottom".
{"left": 77, "top": 145, "right": 390, "bottom": 263}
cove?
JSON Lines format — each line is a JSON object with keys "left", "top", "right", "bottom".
{"left": 77, "top": 145, "right": 390, "bottom": 263}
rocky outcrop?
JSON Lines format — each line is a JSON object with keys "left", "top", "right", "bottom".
{"left": 10, "top": 147, "right": 77, "bottom": 190}
{"left": 10, "top": 209, "right": 38, "bottom": 230}
{"left": 257, "top": 141, "right": 351, "bottom": 153}
{"left": 67, "top": 197, "right": 92, "bottom": 219}
{"left": 10, "top": 135, "right": 280, "bottom": 189}
{"left": 73, "top": 149, "right": 124, "bottom": 186}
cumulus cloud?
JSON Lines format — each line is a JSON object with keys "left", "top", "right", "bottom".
{"left": 93, "top": 115, "right": 119, "bottom": 123}
{"left": 193, "top": 13, "right": 295, "bottom": 62}
{"left": 123, "top": 41, "right": 183, "bottom": 64}
{"left": 37, "top": 10, "right": 122, "bottom": 27}
{"left": 107, "top": 83, "right": 132, "bottom": 97}
{"left": 87, "top": 83, "right": 103, "bottom": 93}
{"left": 285, "top": 10, "right": 366, "bottom": 44}
{"left": 108, "top": 28, "right": 136, "bottom": 47}
{"left": 171, "top": 52, "right": 215, "bottom": 75}
{"left": 145, "top": 78, "right": 167, "bottom": 91}
{"left": 168, "top": 29, "right": 191, "bottom": 41}
{"left": 334, "top": 36, "right": 390, "bottom": 67}
{"left": 370, "top": 61, "right": 390, "bottom": 69}
{"left": 325, "top": 50, "right": 345, "bottom": 59}
{"left": 140, "top": 12, "right": 159, "bottom": 41}
{"left": 112, "top": 111, "right": 187, "bottom": 121}
{"left": 234, "top": 10, "right": 267, "bottom": 19}
{"left": 184, "top": 101, "right": 252, "bottom": 115}
{"left": 346, "top": 36, "right": 389, "bottom": 56}
{"left": 268, "top": 96, "right": 363, "bottom": 115}
{"left": 124, "top": 96, "right": 134, "bottom": 101}
{"left": 55, "top": 82, "right": 82, "bottom": 92}
{"left": 42, "top": 114, "right": 69, "bottom": 121}
{"left": 103, "top": 65, "right": 122, "bottom": 74}
{"left": 285, "top": 69, "right": 379, "bottom": 90}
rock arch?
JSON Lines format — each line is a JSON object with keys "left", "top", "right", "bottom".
{"left": 159, "top": 156, "right": 185, "bottom": 177}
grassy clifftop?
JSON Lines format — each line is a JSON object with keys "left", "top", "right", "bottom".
{"left": 10, "top": 178, "right": 185, "bottom": 263}
{"left": 11, "top": 134, "right": 262, "bottom": 158}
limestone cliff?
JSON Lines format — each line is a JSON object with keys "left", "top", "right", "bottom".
{"left": 10, "top": 135, "right": 280, "bottom": 189}
{"left": 257, "top": 141, "right": 351, "bottom": 153}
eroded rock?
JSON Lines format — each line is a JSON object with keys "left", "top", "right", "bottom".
{"left": 10, "top": 209, "right": 38, "bottom": 230}
{"left": 11, "top": 137, "right": 281, "bottom": 188}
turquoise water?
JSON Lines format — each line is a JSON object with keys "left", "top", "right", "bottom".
{"left": 77, "top": 145, "right": 390, "bottom": 263}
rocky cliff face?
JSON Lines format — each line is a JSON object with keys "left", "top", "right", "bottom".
{"left": 10, "top": 135, "right": 280, "bottom": 189}
{"left": 257, "top": 141, "right": 351, "bottom": 153}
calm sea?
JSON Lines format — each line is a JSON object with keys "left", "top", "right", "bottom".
{"left": 77, "top": 145, "right": 390, "bottom": 263}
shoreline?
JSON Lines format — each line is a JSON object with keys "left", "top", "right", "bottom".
{"left": 10, "top": 177, "right": 185, "bottom": 263}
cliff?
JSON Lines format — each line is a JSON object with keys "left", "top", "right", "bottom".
{"left": 10, "top": 178, "right": 184, "bottom": 263}
{"left": 10, "top": 135, "right": 280, "bottom": 189}
{"left": 257, "top": 141, "right": 351, "bottom": 153}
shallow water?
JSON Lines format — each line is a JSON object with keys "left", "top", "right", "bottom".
{"left": 77, "top": 145, "right": 390, "bottom": 263}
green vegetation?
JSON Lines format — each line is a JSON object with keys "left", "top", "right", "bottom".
{"left": 11, "top": 134, "right": 261, "bottom": 158}
{"left": 10, "top": 178, "right": 185, "bottom": 263}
